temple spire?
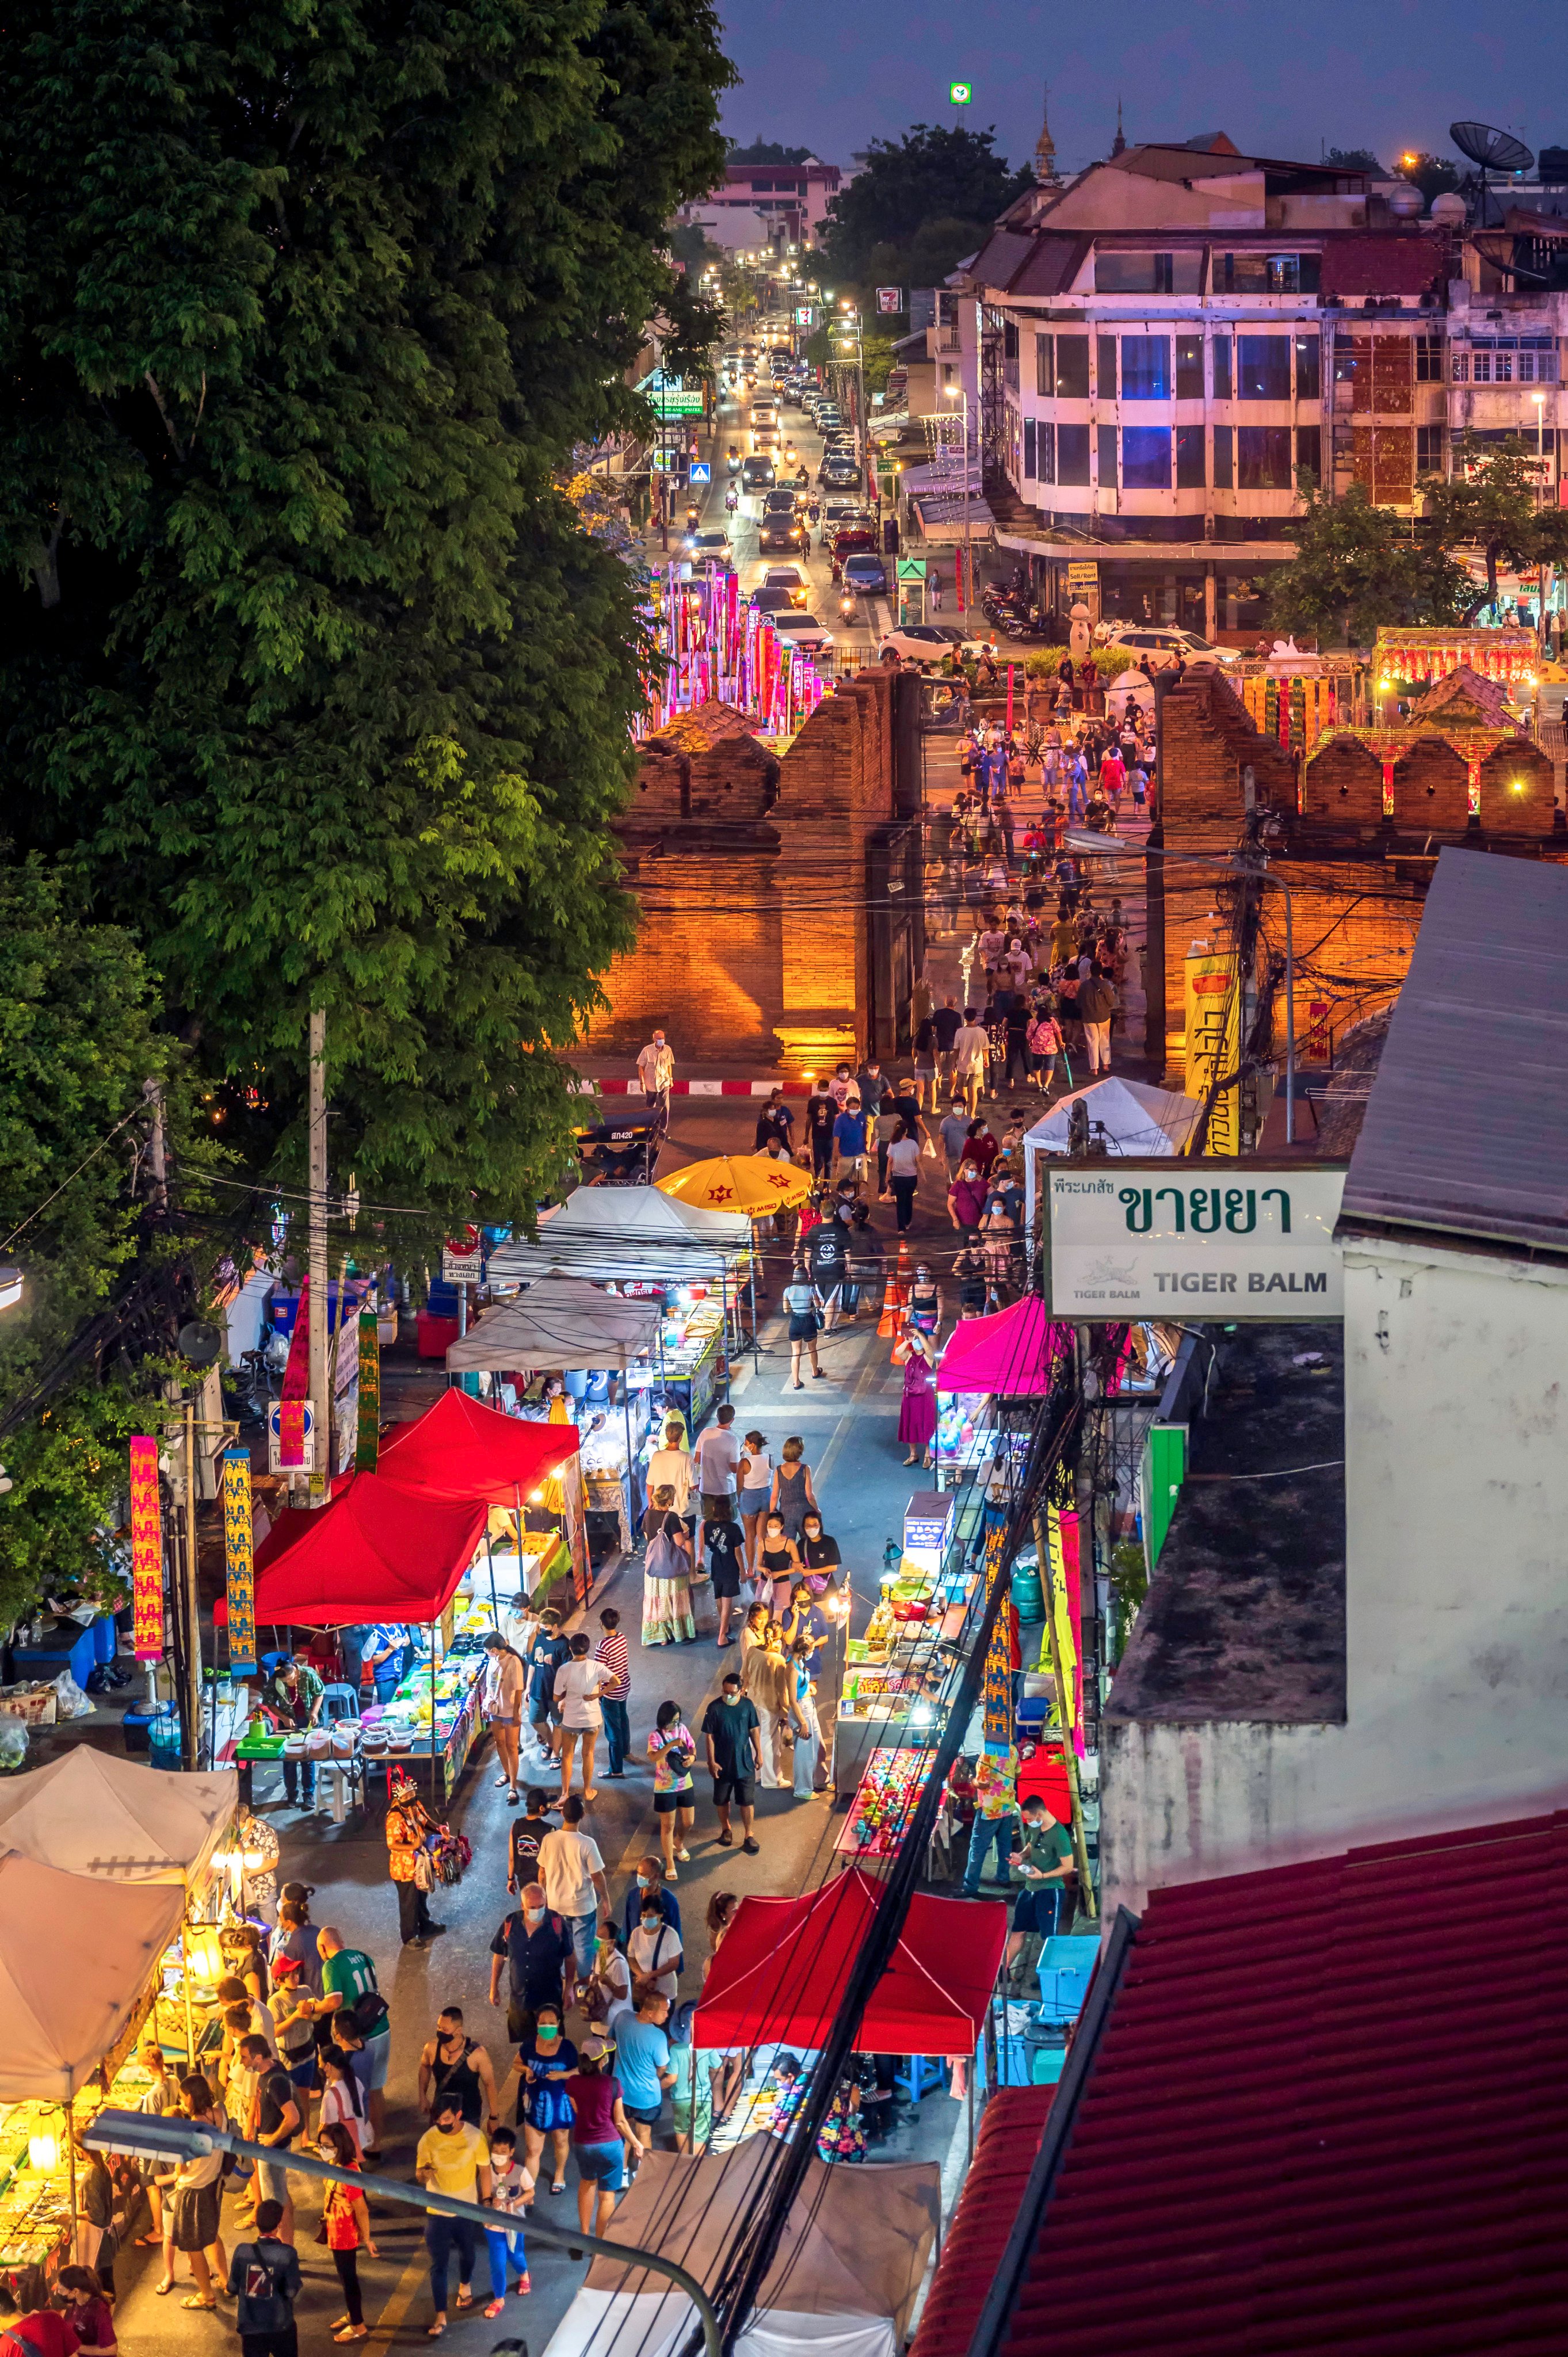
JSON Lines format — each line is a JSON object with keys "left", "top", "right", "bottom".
{"left": 1111, "top": 97, "right": 1126, "bottom": 158}
{"left": 1035, "top": 82, "right": 1059, "bottom": 184}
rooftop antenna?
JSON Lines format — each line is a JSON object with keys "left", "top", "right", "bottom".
{"left": 1111, "top": 97, "right": 1126, "bottom": 159}
{"left": 1450, "top": 120, "right": 1534, "bottom": 228}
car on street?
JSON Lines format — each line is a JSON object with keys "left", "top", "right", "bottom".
{"left": 758, "top": 511, "right": 808, "bottom": 555}
{"left": 876, "top": 622, "right": 966, "bottom": 664}
{"left": 773, "top": 613, "right": 835, "bottom": 655}
{"left": 840, "top": 552, "right": 888, "bottom": 597}
{"left": 821, "top": 461, "right": 863, "bottom": 492}
{"left": 1100, "top": 623, "right": 1240, "bottom": 670}
{"left": 761, "top": 566, "right": 810, "bottom": 607}
{"left": 761, "top": 486, "right": 802, "bottom": 514}
{"left": 750, "top": 585, "right": 799, "bottom": 616}
{"left": 829, "top": 527, "right": 878, "bottom": 578}
{"left": 685, "top": 529, "right": 733, "bottom": 566}
{"left": 741, "top": 455, "right": 776, "bottom": 493}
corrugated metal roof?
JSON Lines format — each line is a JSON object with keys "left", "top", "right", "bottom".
{"left": 1339, "top": 849, "right": 1568, "bottom": 1253}
{"left": 935, "top": 1811, "right": 1568, "bottom": 2357}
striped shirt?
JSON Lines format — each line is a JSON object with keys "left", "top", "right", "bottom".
{"left": 594, "top": 1630, "right": 630, "bottom": 1700}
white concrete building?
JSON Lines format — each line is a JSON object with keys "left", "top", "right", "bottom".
{"left": 1100, "top": 848, "right": 1568, "bottom": 1917}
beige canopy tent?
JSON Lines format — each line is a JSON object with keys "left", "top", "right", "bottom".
{"left": 543, "top": 2144, "right": 939, "bottom": 2357}
{"left": 0, "top": 1851, "right": 185, "bottom": 2101}
{"left": 0, "top": 1749, "right": 237, "bottom": 1885}
{"left": 487, "top": 1188, "right": 751, "bottom": 1286}
{"left": 445, "top": 1275, "right": 663, "bottom": 1374}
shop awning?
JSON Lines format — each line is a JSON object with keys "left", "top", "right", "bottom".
{"left": 937, "top": 1297, "right": 1071, "bottom": 1398}
{"left": 444, "top": 1277, "right": 662, "bottom": 1374}
{"left": 693, "top": 1868, "right": 1006, "bottom": 2057}
{"left": 377, "top": 1387, "right": 582, "bottom": 1498}
{"left": 0, "top": 1751, "right": 237, "bottom": 1886}
{"left": 0, "top": 1853, "right": 186, "bottom": 2101}
{"left": 487, "top": 1187, "right": 750, "bottom": 1286}
{"left": 253, "top": 1473, "right": 488, "bottom": 1627}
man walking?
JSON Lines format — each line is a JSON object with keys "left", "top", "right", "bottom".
{"left": 932, "top": 996, "right": 963, "bottom": 1094}
{"left": 635, "top": 1029, "right": 674, "bottom": 1127}
{"left": 693, "top": 1403, "right": 741, "bottom": 1521}
{"left": 537, "top": 1796, "right": 609, "bottom": 1986}
{"left": 831, "top": 1093, "right": 869, "bottom": 1191}
{"left": 489, "top": 1882, "right": 575, "bottom": 2042}
{"left": 415, "top": 2093, "right": 492, "bottom": 2336}
{"left": 701, "top": 1669, "right": 762, "bottom": 1855}
{"left": 594, "top": 1609, "right": 631, "bottom": 1780}
{"left": 952, "top": 1007, "right": 991, "bottom": 1115}
{"left": 1077, "top": 971, "right": 1116, "bottom": 1075}
{"left": 227, "top": 2200, "right": 302, "bottom": 2357}
{"left": 803, "top": 1078, "right": 836, "bottom": 1184}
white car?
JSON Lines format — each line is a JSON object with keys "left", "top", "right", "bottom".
{"left": 773, "top": 613, "right": 835, "bottom": 655}
{"left": 685, "top": 528, "right": 733, "bottom": 566}
{"left": 1101, "top": 624, "right": 1240, "bottom": 670}
{"left": 877, "top": 623, "right": 964, "bottom": 664}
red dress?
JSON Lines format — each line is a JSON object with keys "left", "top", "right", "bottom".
{"left": 898, "top": 1351, "right": 936, "bottom": 1447}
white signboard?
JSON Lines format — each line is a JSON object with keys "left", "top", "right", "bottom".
{"left": 442, "top": 1244, "right": 483, "bottom": 1286}
{"left": 1047, "top": 1164, "right": 1346, "bottom": 1320}
{"left": 268, "top": 1400, "right": 315, "bottom": 1475}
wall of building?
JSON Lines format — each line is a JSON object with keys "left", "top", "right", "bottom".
{"left": 1100, "top": 1233, "right": 1568, "bottom": 1918}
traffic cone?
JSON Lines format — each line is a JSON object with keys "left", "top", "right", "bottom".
{"left": 896, "top": 1239, "right": 913, "bottom": 1280}
{"left": 877, "top": 1276, "right": 902, "bottom": 1338}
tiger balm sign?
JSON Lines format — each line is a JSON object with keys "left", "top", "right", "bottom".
{"left": 1047, "top": 1164, "right": 1346, "bottom": 1320}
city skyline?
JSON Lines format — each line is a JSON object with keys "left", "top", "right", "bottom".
{"left": 715, "top": 0, "right": 1558, "bottom": 184}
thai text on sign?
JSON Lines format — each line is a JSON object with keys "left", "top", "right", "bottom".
{"left": 129, "top": 1435, "right": 164, "bottom": 1661}
{"left": 222, "top": 1448, "right": 257, "bottom": 1673}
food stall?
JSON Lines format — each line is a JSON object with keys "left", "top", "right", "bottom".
{"left": 933, "top": 1297, "right": 1072, "bottom": 1494}
{"left": 377, "top": 1387, "right": 589, "bottom": 1611}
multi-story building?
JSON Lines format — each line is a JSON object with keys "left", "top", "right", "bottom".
{"left": 953, "top": 129, "right": 1568, "bottom": 636}
{"left": 678, "top": 157, "right": 843, "bottom": 255}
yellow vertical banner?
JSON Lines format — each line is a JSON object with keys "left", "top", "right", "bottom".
{"left": 1184, "top": 949, "right": 1241, "bottom": 1157}
{"left": 222, "top": 1448, "right": 257, "bottom": 1673}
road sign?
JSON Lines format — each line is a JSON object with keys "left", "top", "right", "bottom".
{"left": 949, "top": 81, "right": 972, "bottom": 104}
{"left": 689, "top": 462, "right": 712, "bottom": 485}
{"left": 876, "top": 287, "right": 905, "bottom": 314}
{"left": 896, "top": 558, "right": 928, "bottom": 580}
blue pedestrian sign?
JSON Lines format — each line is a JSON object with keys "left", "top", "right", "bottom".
{"left": 689, "top": 462, "right": 712, "bottom": 485}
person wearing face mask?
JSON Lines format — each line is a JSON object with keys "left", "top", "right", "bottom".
{"left": 798, "top": 1511, "right": 842, "bottom": 1597}
{"left": 516, "top": 2003, "right": 578, "bottom": 2198}
{"left": 619, "top": 1856, "right": 682, "bottom": 1947}
{"left": 487, "top": 1882, "right": 575, "bottom": 2050}
{"left": 628, "top": 1900, "right": 684, "bottom": 2007}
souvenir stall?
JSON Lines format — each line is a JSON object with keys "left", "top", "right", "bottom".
{"left": 832, "top": 1495, "right": 968, "bottom": 1806}
{"left": 0, "top": 1852, "right": 186, "bottom": 2298}
{"left": 933, "top": 1297, "right": 1073, "bottom": 1496}
{"left": 445, "top": 1277, "right": 663, "bottom": 1553}
{"left": 246, "top": 1470, "right": 490, "bottom": 1806}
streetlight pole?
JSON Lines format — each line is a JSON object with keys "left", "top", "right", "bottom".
{"left": 1063, "top": 827, "right": 1297, "bottom": 1145}
{"left": 945, "top": 382, "right": 971, "bottom": 621}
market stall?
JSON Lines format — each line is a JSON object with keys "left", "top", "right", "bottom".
{"left": 933, "top": 1296, "right": 1072, "bottom": 1494}
{"left": 543, "top": 2144, "right": 938, "bottom": 2357}
{"left": 378, "top": 1387, "right": 589, "bottom": 1609}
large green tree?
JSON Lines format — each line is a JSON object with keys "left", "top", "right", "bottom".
{"left": 818, "top": 124, "right": 1030, "bottom": 301}
{"left": 1266, "top": 481, "right": 1471, "bottom": 644}
{"left": 0, "top": 1, "right": 731, "bottom": 1222}
{"left": 1419, "top": 434, "right": 1568, "bottom": 616}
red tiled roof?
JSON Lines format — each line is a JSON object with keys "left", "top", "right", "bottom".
{"left": 939, "top": 1811, "right": 1568, "bottom": 2357}
{"left": 909, "top": 2089, "right": 1053, "bottom": 2357}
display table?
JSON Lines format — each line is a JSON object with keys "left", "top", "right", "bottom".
{"left": 834, "top": 1746, "right": 934, "bottom": 1861}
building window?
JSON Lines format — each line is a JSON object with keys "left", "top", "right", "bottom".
{"left": 1519, "top": 341, "right": 1559, "bottom": 382}
{"left": 1097, "top": 423, "right": 1119, "bottom": 487}
{"left": 1213, "top": 334, "right": 1233, "bottom": 401}
{"left": 1473, "top": 345, "right": 1514, "bottom": 382}
{"left": 1003, "top": 320, "right": 1019, "bottom": 360}
{"left": 1096, "top": 336, "right": 1118, "bottom": 399}
{"left": 1120, "top": 337, "right": 1172, "bottom": 399}
{"left": 1035, "top": 334, "right": 1055, "bottom": 396}
{"left": 1176, "top": 424, "right": 1206, "bottom": 488}
{"left": 1093, "top": 249, "right": 1205, "bottom": 294}
{"left": 1293, "top": 334, "right": 1321, "bottom": 401}
{"left": 1220, "top": 251, "right": 1321, "bottom": 293}
{"left": 1238, "top": 426, "right": 1294, "bottom": 487}
{"left": 1214, "top": 425, "right": 1234, "bottom": 487}
{"left": 1121, "top": 426, "right": 1172, "bottom": 489}
{"left": 1176, "top": 335, "right": 1204, "bottom": 399}
{"left": 1023, "top": 418, "right": 1037, "bottom": 480}
{"left": 1237, "top": 337, "right": 1293, "bottom": 401}
{"left": 1296, "top": 425, "right": 1322, "bottom": 481}
{"left": 1416, "top": 424, "right": 1445, "bottom": 474}
{"left": 1415, "top": 334, "right": 1444, "bottom": 382}
{"left": 1037, "top": 421, "right": 1056, "bottom": 485}
{"left": 1056, "top": 423, "right": 1090, "bottom": 485}
{"left": 1056, "top": 337, "right": 1090, "bottom": 399}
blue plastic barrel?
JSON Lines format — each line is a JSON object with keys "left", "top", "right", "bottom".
{"left": 147, "top": 1704, "right": 183, "bottom": 1771}
{"left": 91, "top": 1615, "right": 117, "bottom": 1665}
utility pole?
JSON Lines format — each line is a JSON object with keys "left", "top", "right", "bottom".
{"left": 142, "top": 1080, "right": 167, "bottom": 1219}
{"left": 308, "top": 1008, "right": 330, "bottom": 1506}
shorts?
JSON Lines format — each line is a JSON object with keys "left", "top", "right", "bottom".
{"left": 654, "top": 1788, "right": 692, "bottom": 1814}
{"left": 622, "top": 2100, "right": 662, "bottom": 2128}
{"left": 710, "top": 1561, "right": 742, "bottom": 1600}
{"left": 739, "top": 1487, "right": 771, "bottom": 1519}
{"left": 787, "top": 1313, "right": 819, "bottom": 1342}
{"left": 575, "top": 2138, "right": 628, "bottom": 2191}
{"left": 352, "top": 2032, "right": 391, "bottom": 2095}
{"left": 713, "top": 1774, "right": 754, "bottom": 1809}
{"left": 529, "top": 1702, "right": 559, "bottom": 1730}
{"left": 1011, "top": 1886, "right": 1061, "bottom": 1937}
{"left": 255, "top": 2157, "right": 292, "bottom": 2206}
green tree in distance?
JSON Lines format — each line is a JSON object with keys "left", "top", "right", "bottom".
{"left": 1265, "top": 480, "right": 1471, "bottom": 645}
{"left": 0, "top": 0, "right": 731, "bottom": 1227}
{"left": 728, "top": 139, "right": 814, "bottom": 165}
{"left": 819, "top": 124, "right": 1029, "bottom": 296}
{"left": 1419, "top": 434, "right": 1568, "bottom": 616}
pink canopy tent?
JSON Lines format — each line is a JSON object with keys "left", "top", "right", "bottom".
{"left": 936, "top": 1296, "right": 1071, "bottom": 1396}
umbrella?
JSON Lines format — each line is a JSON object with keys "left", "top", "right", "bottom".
{"left": 657, "top": 1153, "right": 812, "bottom": 1215}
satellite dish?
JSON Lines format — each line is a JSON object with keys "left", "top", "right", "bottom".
{"left": 178, "top": 1319, "right": 224, "bottom": 1368}
{"left": 1450, "top": 123, "right": 1534, "bottom": 174}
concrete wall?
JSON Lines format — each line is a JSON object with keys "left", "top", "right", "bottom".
{"left": 1101, "top": 1230, "right": 1568, "bottom": 1916}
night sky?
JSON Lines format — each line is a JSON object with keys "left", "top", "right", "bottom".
{"left": 714, "top": 1, "right": 1559, "bottom": 182}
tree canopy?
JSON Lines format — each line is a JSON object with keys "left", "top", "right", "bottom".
{"left": 0, "top": 0, "right": 731, "bottom": 1227}
{"left": 728, "top": 139, "right": 814, "bottom": 165}
{"left": 818, "top": 124, "right": 1029, "bottom": 298}
{"left": 1265, "top": 482, "right": 1470, "bottom": 645}
{"left": 1419, "top": 435, "right": 1568, "bottom": 615}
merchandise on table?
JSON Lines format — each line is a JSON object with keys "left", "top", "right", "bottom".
{"left": 836, "top": 1747, "right": 933, "bottom": 1859}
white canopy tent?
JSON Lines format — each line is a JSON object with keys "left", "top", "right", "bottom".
{"left": 543, "top": 2144, "right": 938, "bottom": 2357}
{"left": 0, "top": 1750, "right": 237, "bottom": 1886}
{"left": 1023, "top": 1075, "right": 1204, "bottom": 1249}
{"left": 445, "top": 1276, "right": 662, "bottom": 1374}
{"left": 0, "top": 1852, "right": 186, "bottom": 2101}
{"left": 487, "top": 1188, "right": 751, "bottom": 1287}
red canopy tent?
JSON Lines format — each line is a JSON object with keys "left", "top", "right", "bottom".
{"left": 376, "top": 1388, "right": 579, "bottom": 1502}
{"left": 936, "top": 1298, "right": 1071, "bottom": 1397}
{"left": 252, "top": 1474, "right": 488, "bottom": 1627}
{"left": 693, "top": 1868, "right": 1007, "bottom": 2057}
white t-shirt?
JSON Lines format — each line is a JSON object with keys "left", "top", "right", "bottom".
{"left": 886, "top": 1136, "right": 922, "bottom": 1181}
{"left": 628, "top": 1919, "right": 683, "bottom": 2003}
{"left": 537, "top": 1825, "right": 605, "bottom": 1919}
{"left": 695, "top": 1424, "right": 741, "bottom": 1496}
{"left": 646, "top": 1446, "right": 695, "bottom": 1515}
{"left": 554, "top": 1657, "right": 611, "bottom": 1730}
{"left": 953, "top": 1024, "right": 990, "bottom": 1072}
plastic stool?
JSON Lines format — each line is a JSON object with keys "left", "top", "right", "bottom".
{"left": 893, "top": 2055, "right": 945, "bottom": 2104}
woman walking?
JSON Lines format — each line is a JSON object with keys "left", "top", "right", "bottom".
{"left": 884, "top": 1121, "right": 922, "bottom": 1233}
{"left": 640, "top": 1485, "right": 696, "bottom": 1647}
{"left": 319, "top": 2122, "right": 378, "bottom": 2343}
{"left": 647, "top": 1701, "right": 697, "bottom": 1875}
{"left": 737, "top": 1431, "right": 773, "bottom": 1579}
{"left": 947, "top": 1159, "right": 987, "bottom": 1241}
{"left": 906, "top": 1264, "right": 942, "bottom": 1339}
{"left": 758, "top": 1511, "right": 803, "bottom": 1618}
{"left": 782, "top": 1259, "right": 824, "bottom": 1389}
{"left": 481, "top": 1632, "right": 527, "bottom": 1803}
{"left": 769, "top": 1437, "right": 817, "bottom": 1546}
{"left": 979, "top": 1186, "right": 1019, "bottom": 1305}
{"left": 899, "top": 1333, "right": 938, "bottom": 1470}
{"left": 517, "top": 2003, "right": 577, "bottom": 2199}
{"left": 564, "top": 2037, "right": 641, "bottom": 2238}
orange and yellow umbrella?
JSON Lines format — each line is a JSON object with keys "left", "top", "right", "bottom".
{"left": 657, "top": 1153, "right": 812, "bottom": 1215}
